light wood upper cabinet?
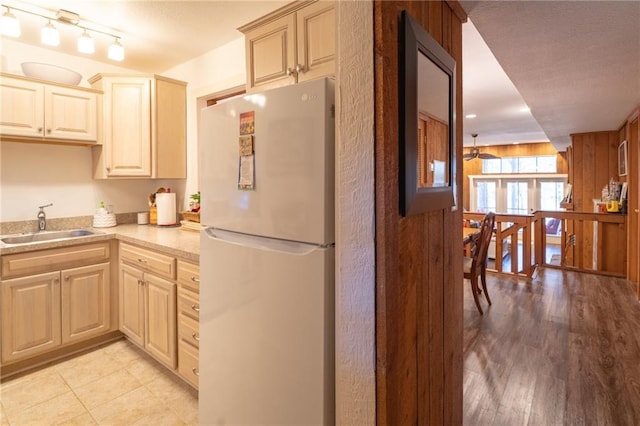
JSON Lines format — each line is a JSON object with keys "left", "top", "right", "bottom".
{"left": 239, "top": 0, "right": 335, "bottom": 93}
{"left": 89, "top": 74, "right": 187, "bottom": 179}
{"left": 242, "top": 13, "right": 296, "bottom": 92}
{"left": 1, "top": 272, "right": 62, "bottom": 363}
{"left": 0, "top": 74, "right": 99, "bottom": 143}
{"left": 295, "top": 1, "right": 335, "bottom": 82}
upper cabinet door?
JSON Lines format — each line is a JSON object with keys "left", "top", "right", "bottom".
{"left": 296, "top": 1, "right": 335, "bottom": 83}
{"left": 102, "top": 78, "right": 152, "bottom": 177}
{"left": 240, "top": 1, "right": 335, "bottom": 93}
{"left": 244, "top": 13, "right": 297, "bottom": 92}
{"left": 45, "top": 85, "right": 98, "bottom": 142}
{"left": 0, "top": 76, "right": 44, "bottom": 138}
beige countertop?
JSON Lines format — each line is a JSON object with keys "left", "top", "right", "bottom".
{"left": 0, "top": 224, "right": 201, "bottom": 262}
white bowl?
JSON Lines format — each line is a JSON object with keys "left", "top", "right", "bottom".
{"left": 21, "top": 62, "right": 82, "bottom": 86}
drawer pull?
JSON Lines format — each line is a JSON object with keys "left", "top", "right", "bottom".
{"left": 192, "top": 333, "right": 200, "bottom": 342}
{"left": 191, "top": 276, "right": 200, "bottom": 283}
{"left": 191, "top": 304, "right": 200, "bottom": 313}
{"left": 137, "top": 258, "right": 147, "bottom": 263}
{"left": 192, "top": 367, "right": 199, "bottom": 376}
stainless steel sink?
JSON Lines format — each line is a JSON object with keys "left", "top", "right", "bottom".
{"left": 1, "top": 229, "right": 97, "bottom": 245}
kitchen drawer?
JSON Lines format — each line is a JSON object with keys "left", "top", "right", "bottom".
{"left": 119, "top": 243, "right": 175, "bottom": 280}
{"left": 178, "top": 341, "right": 199, "bottom": 389}
{"left": 178, "top": 314, "right": 199, "bottom": 349}
{"left": 178, "top": 287, "right": 200, "bottom": 321}
{"left": 177, "top": 260, "right": 199, "bottom": 293}
{"left": 2, "top": 242, "right": 110, "bottom": 279}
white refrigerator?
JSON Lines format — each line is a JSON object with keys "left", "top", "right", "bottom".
{"left": 198, "top": 78, "right": 335, "bottom": 425}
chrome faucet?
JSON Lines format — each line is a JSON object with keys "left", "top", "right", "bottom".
{"left": 37, "top": 203, "right": 53, "bottom": 231}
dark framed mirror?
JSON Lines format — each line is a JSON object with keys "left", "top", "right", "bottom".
{"left": 399, "top": 10, "right": 456, "bottom": 216}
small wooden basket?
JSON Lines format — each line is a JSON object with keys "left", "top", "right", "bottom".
{"left": 180, "top": 211, "right": 200, "bottom": 223}
{"left": 149, "top": 206, "right": 157, "bottom": 225}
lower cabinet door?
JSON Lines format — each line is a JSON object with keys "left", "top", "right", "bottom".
{"left": 1, "top": 271, "right": 62, "bottom": 363}
{"left": 119, "top": 263, "right": 145, "bottom": 346}
{"left": 61, "top": 263, "right": 110, "bottom": 344}
{"left": 145, "top": 273, "right": 177, "bottom": 369}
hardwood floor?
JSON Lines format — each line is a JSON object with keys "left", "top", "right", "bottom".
{"left": 463, "top": 267, "right": 640, "bottom": 425}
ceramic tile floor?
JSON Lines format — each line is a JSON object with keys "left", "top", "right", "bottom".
{"left": 0, "top": 339, "right": 198, "bottom": 426}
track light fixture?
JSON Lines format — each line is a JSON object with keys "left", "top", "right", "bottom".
{"left": 108, "top": 37, "right": 124, "bottom": 61}
{"left": 77, "top": 29, "right": 94, "bottom": 54}
{"left": 0, "top": 3, "right": 124, "bottom": 61}
{"left": 41, "top": 19, "right": 59, "bottom": 46}
{"left": 0, "top": 6, "right": 20, "bottom": 37}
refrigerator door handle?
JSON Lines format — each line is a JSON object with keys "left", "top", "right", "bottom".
{"left": 204, "top": 227, "right": 328, "bottom": 255}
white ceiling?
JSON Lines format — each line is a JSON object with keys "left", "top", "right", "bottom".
{"left": 1, "top": 1, "right": 289, "bottom": 72}
{"left": 462, "top": 0, "right": 640, "bottom": 151}
{"left": 3, "top": 1, "right": 638, "bottom": 152}
{"left": 462, "top": 19, "right": 548, "bottom": 148}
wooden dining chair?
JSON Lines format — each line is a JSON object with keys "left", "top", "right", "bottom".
{"left": 464, "top": 212, "right": 496, "bottom": 314}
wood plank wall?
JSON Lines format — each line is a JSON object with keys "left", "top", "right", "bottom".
{"left": 620, "top": 109, "right": 640, "bottom": 286}
{"left": 568, "top": 131, "right": 623, "bottom": 273}
{"left": 461, "top": 142, "right": 568, "bottom": 210}
{"left": 374, "top": 1, "right": 465, "bottom": 424}
{"left": 571, "top": 131, "right": 619, "bottom": 212}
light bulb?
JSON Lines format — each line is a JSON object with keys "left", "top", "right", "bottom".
{"left": 77, "top": 30, "right": 94, "bottom": 54}
{"left": 0, "top": 8, "right": 21, "bottom": 37}
{"left": 108, "top": 38, "right": 124, "bottom": 61}
{"left": 41, "top": 20, "right": 60, "bottom": 46}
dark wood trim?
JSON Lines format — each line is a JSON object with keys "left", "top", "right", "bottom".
{"left": 445, "top": 0, "right": 468, "bottom": 23}
{"left": 205, "top": 89, "right": 246, "bottom": 107}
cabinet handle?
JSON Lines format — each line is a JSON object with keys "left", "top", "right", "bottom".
{"left": 191, "top": 276, "right": 200, "bottom": 283}
{"left": 37, "top": 127, "right": 43, "bottom": 132}
{"left": 54, "top": 278, "right": 60, "bottom": 284}
{"left": 286, "top": 67, "right": 295, "bottom": 76}
{"left": 47, "top": 128, "right": 52, "bottom": 134}
{"left": 191, "top": 304, "right": 200, "bottom": 313}
{"left": 192, "top": 367, "right": 199, "bottom": 376}
{"left": 137, "top": 258, "right": 147, "bottom": 264}
{"left": 138, "top": 279, "right": 145, "bottom": 286}
{"left": 192, "top": 332, "right": 200, "bottom": 342}
{"left": 106, "top": 167, "right": 111, "bottom": 172}
{"left": 295, "top": 63, "right": 305, "bottom": 74}
{"left": 65, "top": 276, "right": 70, "bottom": 282}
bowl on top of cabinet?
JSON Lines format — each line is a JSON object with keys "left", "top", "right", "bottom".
{"left": 21, "top": 62, "right": 82, "bottom": 86}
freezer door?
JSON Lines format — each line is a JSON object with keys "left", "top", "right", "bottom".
{"left": 199, "top": 229, "right": 335, "bottom": 425}
{"left": 199, "top": 78, "right": 335, "bottom": 245}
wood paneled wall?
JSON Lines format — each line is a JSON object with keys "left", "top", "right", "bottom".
{"left": 620, "top": 109, "right": 640, "bottom": 286}
{"left": 461, "top": 142, "right": 567, "bottom": 210}
{"left": 570, "top": 131, "right": 619, "bottom": 213}
{"left": 374, "top": 1, "right": 465, "bottom": 424}
{"left": 564, "top": 131, "right": 625, "bottom": 276}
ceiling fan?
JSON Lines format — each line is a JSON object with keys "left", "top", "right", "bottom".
{"left": 463, "top": 133, "right": 501, "bottom": 161}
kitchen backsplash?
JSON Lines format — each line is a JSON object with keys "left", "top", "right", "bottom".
{"left": 0, "top": 213, "right": 137, "bottom": 235}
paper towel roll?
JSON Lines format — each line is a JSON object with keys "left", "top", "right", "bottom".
{"left": 156, "top": 192, "right": 177, "bottom": 225}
